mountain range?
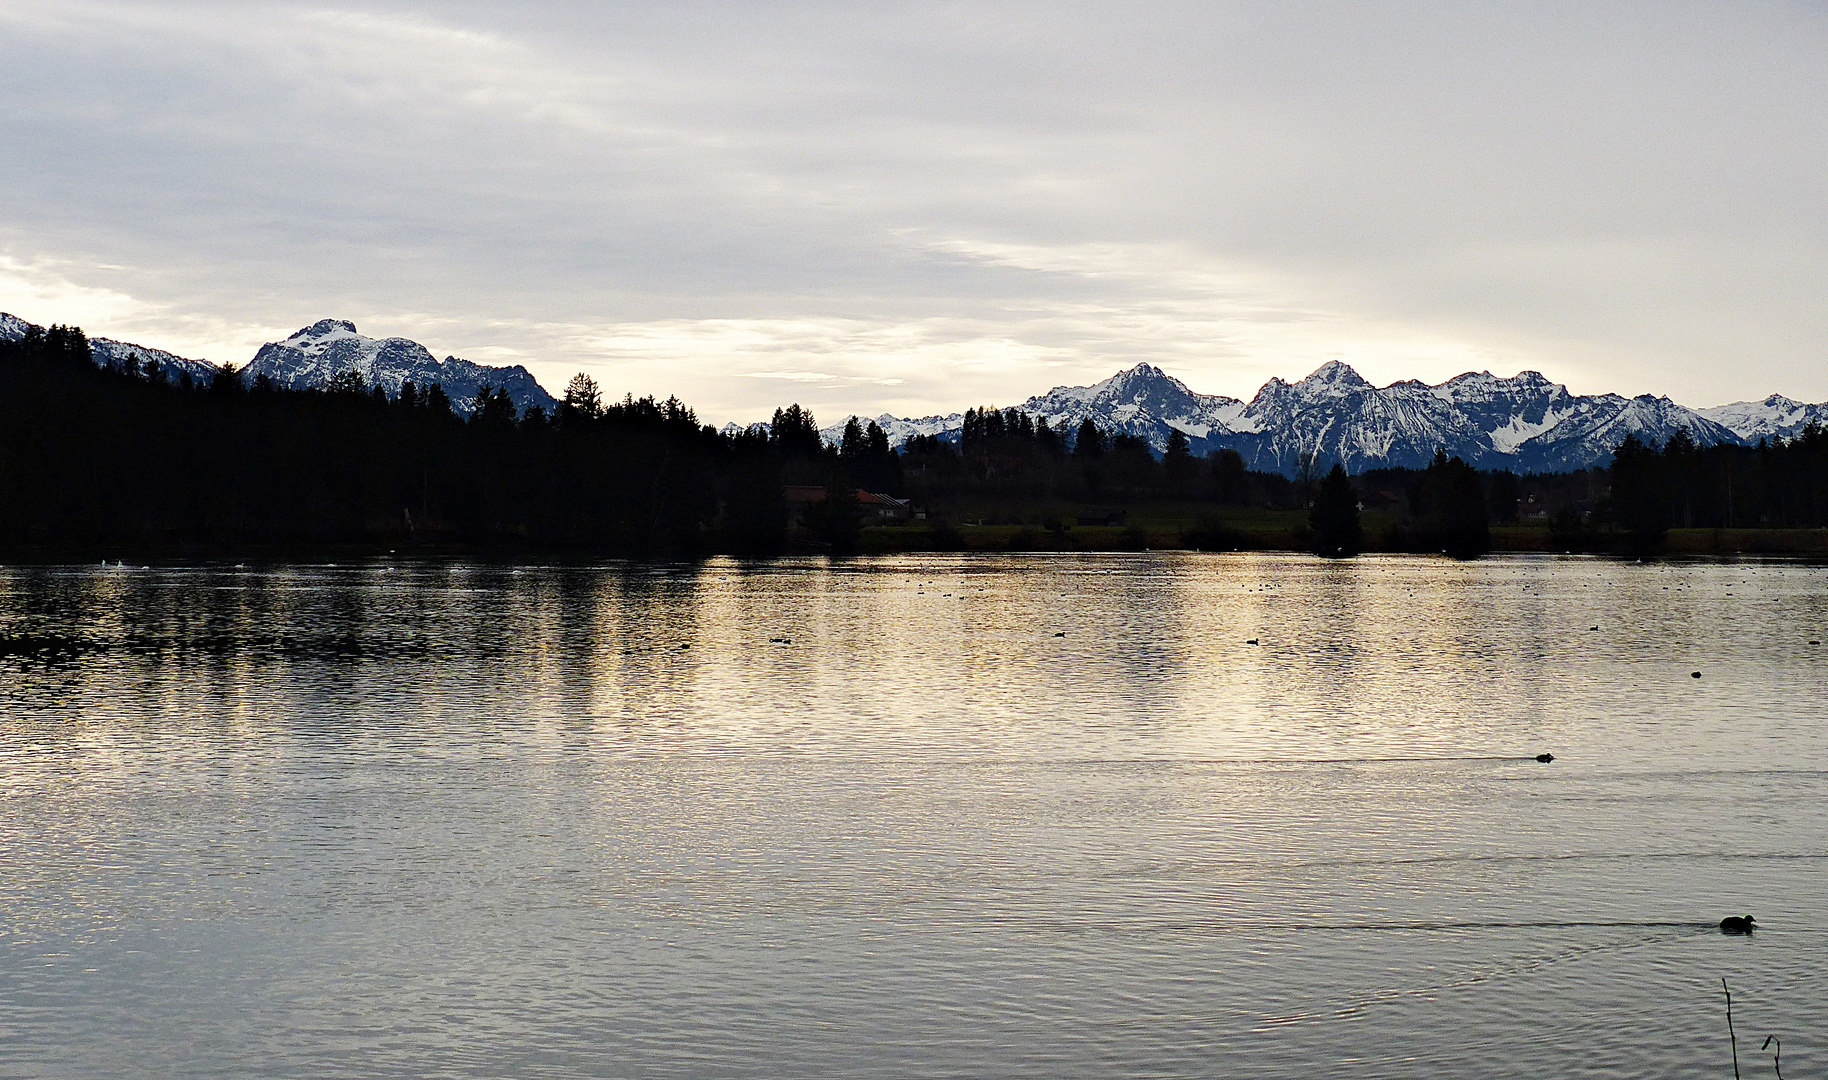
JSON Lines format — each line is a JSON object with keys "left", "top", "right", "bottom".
{"left": 0, "top": 314, "right": 555, "bottom": 418}
{"left": 827, "top": 361, "right": 1828, "bottom": 476}
{"left": 243, "top": 320, "right": 556, "bottom": 415}
{"left": 5, "top": 310, "right": 1824, "bottom": 474}
{"left": 1, "top": 311, "right": 222, "bottom": 388}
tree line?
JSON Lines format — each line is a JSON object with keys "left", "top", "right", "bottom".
{"left": 901, "top": 405, "right": 1299, "bottom": 507}
{"left": 4, "top": 324, "right": 1822, "bottom": 557}
{"left": 0, "top": 325, "right": 839, "bottom": 553}
{"left": 1606, "top": 428, "right": 1828, "bottom": 550}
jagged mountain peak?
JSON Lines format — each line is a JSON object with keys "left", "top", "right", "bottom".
{"left": 1443, "top": 369, "right": 1539, "bottom": 390}
{"left": 1008, "top": 361, "right": 1247, "bottom": 454}
{"left": 277, "top": 319, "right": 421, "bottom": 362}
{"left": 1104, "top": 361, "right": 1171, "bottom": 384}
{"left": 1091, "top": 362, "right": 1199, "bottom": 399}
{"left": 839, "top": 358, "right": 1817, "bottom": 476}
{"left": 244, "top": 320, "right": 555, "bottom": 416}
{"left": 1296, "top": 360, "right": 1372, "bottom": 393}
{"left": 1436, "top": 368, "right": 1570, "bottom": 404}
{"left": 294, "top": 318, "right": 359, "bottom": 338}
{"left": 1040, "top": 361, "right": 1177, "bottom": 400}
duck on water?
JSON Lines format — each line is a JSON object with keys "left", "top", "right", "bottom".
{"left": 1720, "top": 915, "right": 1756, "bottom": 934}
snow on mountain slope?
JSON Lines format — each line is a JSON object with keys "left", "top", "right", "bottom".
{"left": 89, "top": 338, "right": 219, "bottom": 383}
{"left": 1699, "top": 395, "right": 1828, "bottom": 443}
{"left": 10, "top": 307, "right": 1819, "bottom": 473}
{"left": 0, "top": 312, "right": 217, "bottom": 383}
{"left": 2, "top": 311, "right": 559, "bottom": 417}
{"left": 817, "top": 411, "right": 971, "bottom": 448}
{"left": 817, "top": 365, "right": 1249, "bottom": 453}
{"left": 825, "top": 360, "right": 1792, "bottom": 475}
{"left": 1229, "top": 370, "right": 1492, "bottom": 474}
{"left": 243, "top": 320, "right": 557, "bottom": 416}
{"left": 1017, "top": 364, "right": 1250, "bottom": 453}
{"left": 1507, "top": 393, "right": 1742, "bottom": 473}
{"left": 1432, "top": 371, "right": 1578, "bottom": 453}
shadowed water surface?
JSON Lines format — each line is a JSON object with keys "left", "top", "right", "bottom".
{"left": 2, "top": 553, "right": 1825, "bottom": 1078}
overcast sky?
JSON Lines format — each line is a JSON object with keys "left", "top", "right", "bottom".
{"left": 2, "top": 2, "right": 1825, "bottom": 424}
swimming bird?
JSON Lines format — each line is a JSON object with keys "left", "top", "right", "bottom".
{"left": 1719, "top": 915, "right": 1755, "bottom": 934}
{"left": 1535, "top": 753, "right": 1554, "bottom": 763}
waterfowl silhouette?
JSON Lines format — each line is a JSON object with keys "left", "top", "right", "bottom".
{"left": 1719, "top": 915, "right": 1755, "bottom": 934}
{"left": 1535, "top": 753, "right": 1554, "bottom": 763}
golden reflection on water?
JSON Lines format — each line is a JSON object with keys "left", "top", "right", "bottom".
{"left": 4, "top": 554, "right": 1828, "bottom": 1079}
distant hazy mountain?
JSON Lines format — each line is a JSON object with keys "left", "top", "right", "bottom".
{"left": 243, "top": 320, "right": 556, "bottom": 416}
{"left": 822, "top": 361, "right": 1819, "bottom": 476}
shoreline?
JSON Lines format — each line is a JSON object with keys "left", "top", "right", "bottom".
{"left": 4, "top": 523, "right": 1828, "bottom": 565}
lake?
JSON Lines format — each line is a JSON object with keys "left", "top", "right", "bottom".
{"left": 2, "top": 553, "right": 1824, "bottom": 1078}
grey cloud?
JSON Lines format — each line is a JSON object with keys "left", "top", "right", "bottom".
{"left": 1, "top": 1, "right": 1825, "bottom": 424}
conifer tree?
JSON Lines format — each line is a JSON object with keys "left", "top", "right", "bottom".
{"left": 1164, "top": 427, "right": 1196, "bottom": 493}
{"left": 1426, "top": 450, "right": 1489, "bottom": 558}
{"left": 563, "top": 373, "right": 603, "bottom": 420}
{"left": 1608, "top": 434, "right": 1668, "bottom": 552}
{"left": 1309, "top": 463, "right": 1361, "bottom": 557}
{"left": 1211, "top": 448, "right": 1249, "bottom": 504}
{"left": 839, "top": 416, "right": 866, "bottom": 461}
{"left": 325, "top": 369, "right": 366, "bottom": 396}
{"left": 1073, "top": 418, "right": 1105, "bottom": 458}
{"left": 769, "top": 404, "right": 823, "bottom": 458}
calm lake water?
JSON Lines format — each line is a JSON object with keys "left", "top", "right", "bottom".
{"left": 2, "top": 553, "right": 1824, "bottom": 1078}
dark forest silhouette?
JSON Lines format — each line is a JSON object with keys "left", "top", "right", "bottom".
{"left": 2, "top": 324, "right": 1823, "bottom": 557}
{"left": 1608, "top": 430, "right": 1828, "bottom": 551}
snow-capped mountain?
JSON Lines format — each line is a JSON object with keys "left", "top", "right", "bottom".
{"left": 88, "top": 338, "right": 220, "bottom": 384}
{"left": 813, "top": 411, "right": 969, "bottom": 447}
{"left": 244, "top": 320, "right": 556, "bottom": 416}
{"left": 11, "top": 306, "right": 1822, "bottom": 472}
{"left": 2, "top": 312, "right": 559, "bottom": 416}
{"left": 1017, "top": 363, "right": 1252, "bottom": 450}
{"left": 0, "top": 313, "right": 34, "bottom": 340}
{"left": 1495, "top": 391, "right": 1740, "bottom": 474}
{"left": 824, "top": 361, "right": 1805, "bottom": 476}
{"left": 1214, "top": 363, "right": 1742, "bottom": 474}
{"left": 1699, "top": 395, "right": 1828, "bottom": 443}
{"left": 0, "top": 312, "right": 218, "bottom": 383}
{"left": 816, "top": 364, "right": 1249, "bottom": 455}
